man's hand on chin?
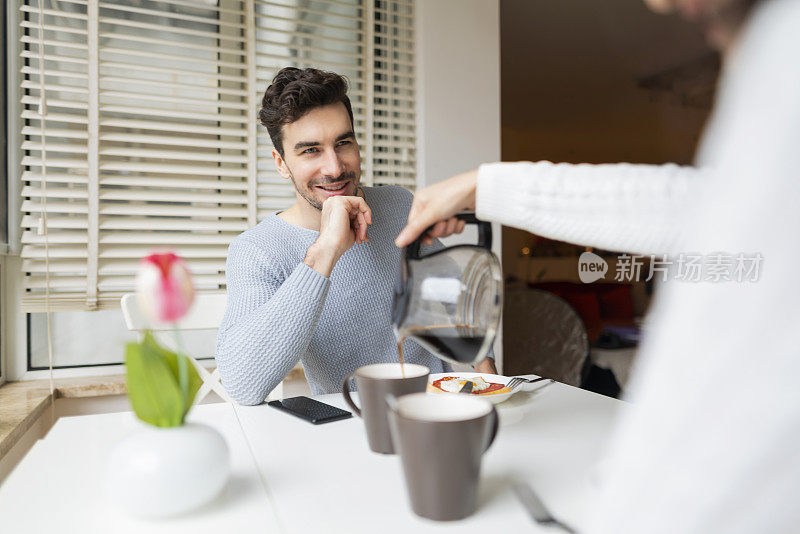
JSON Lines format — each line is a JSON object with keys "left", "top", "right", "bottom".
{"left": 473, "top": 357, "right": 497, "bottom": 374}
{"left": 304, "top": 195, "right": 372, "bottom": 277}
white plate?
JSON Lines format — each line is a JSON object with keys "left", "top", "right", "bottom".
{"left": 427, "top": 372, "right": 518, "bottom": 404}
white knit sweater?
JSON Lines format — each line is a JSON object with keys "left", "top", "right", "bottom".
{"left": 477, "top": 0, "right": 800, "bottom": 531}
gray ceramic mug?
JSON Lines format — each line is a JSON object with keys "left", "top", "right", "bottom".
{"left": 387, "top": 392, "right": 499, "bottom": 521}
{"left": 341, "top": 363, "right": 430, "bottom": 454}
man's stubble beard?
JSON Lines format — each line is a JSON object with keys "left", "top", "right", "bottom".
{"left": 287, "top": 166, "right": 360, "bottom": 211}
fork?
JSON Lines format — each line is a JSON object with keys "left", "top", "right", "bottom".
{"left": 507, "top": 376, "right": 552, "bottom": 392}
{"left": 512, "top": 481, "right": 577, "bottom": 533}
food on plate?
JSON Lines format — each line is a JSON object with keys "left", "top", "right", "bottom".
{"left": 428, "top": 376, "right": 510, "bottom": 395}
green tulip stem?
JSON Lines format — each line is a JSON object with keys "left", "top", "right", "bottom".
{"left": 172, "top": 326, "right": 189, "bottom": 413}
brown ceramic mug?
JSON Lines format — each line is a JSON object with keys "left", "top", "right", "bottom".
{"left": 341, "top": 363, "right": 430, "bottom": 454}
{"left": 387, "top": 392, "right": 499, "bottom": 521}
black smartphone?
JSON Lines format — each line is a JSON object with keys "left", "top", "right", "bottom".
{"left": 267, "top": 396, "right": 353, "bottom": 425}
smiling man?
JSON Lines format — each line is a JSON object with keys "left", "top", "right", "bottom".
{"left": 214, "top": 68, "right": 494, "bottom": 405}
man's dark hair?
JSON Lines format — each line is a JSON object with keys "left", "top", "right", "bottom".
{"left": 259, "top": 67, "right": 354, "bottom": 157}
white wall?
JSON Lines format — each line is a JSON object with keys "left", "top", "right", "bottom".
{"left": 415, "top": 0, "right": 503, "bottom": 369}
{"left": 416, "top": 0, "right": 501, "bottom": 185}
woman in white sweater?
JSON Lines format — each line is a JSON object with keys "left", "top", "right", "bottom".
{"left": 397, "top": 0, "right": 800, "bottom": 532}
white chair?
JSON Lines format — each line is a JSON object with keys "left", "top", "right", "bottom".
{"left": 120, "top": 292, "right": 283, "bottom": 404}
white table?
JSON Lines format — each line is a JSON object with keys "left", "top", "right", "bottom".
{"left": 0, "top": 379, "right": 624, "bottom": 533}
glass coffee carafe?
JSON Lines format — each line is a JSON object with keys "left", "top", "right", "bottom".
{"left": 393, "top": 214, "right": 503, "bottom": 366}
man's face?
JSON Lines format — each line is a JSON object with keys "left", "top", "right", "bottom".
{"left": 645, "top": 0, "right": 754, "bottom": 49}
{"left": 273, "top": 102, "right": 361, "bottom": 211}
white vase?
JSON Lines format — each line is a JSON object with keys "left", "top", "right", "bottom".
{"left": 106, "top": 422, "right": 230, "bottom": 518}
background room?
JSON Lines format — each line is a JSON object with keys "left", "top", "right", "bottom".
{"left": 2, "top": 0, "right": 715, "bottom": 484}
{"left": 499, "top": 0, "right": 714, "bottom": 392}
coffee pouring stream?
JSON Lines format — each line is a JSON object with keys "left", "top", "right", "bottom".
{"left": 392, "top": 213, "right": 503, "bottom": 366}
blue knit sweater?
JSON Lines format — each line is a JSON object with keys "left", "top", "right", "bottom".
{"left": 215, "top": 185, "right": 450, "bottom": 405}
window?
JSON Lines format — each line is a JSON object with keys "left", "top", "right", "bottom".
{"left": 26, "top": 309, "right": 217, "bottom": 368}
{"left": 13, "top": 0, "right": 416, "bottom": 370}
{"left": 18, "top": 0, "right": 416, "bottom": 313}
{"left": 371, "top": 0, "right": 415, "bottom": 187}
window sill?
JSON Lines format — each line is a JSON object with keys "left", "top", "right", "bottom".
{"left": 0, "top": 375, "right": 127, "bottom": 461}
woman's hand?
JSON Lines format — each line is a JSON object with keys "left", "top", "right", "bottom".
{"left": 395, "top": 169, "right": 479, "bottom": 247}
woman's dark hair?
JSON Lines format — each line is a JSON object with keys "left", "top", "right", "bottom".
{"left": 259, "top": 67, "right": 354, "bottom": 157}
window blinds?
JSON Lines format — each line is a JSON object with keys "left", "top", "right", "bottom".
{"left": 371, "top": 0, "right": 415, "bottom": 188}
{"left": 18, "top": 0, "right": 417, "bottom": 312}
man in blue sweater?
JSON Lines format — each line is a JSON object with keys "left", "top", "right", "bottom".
{"left": 215, "top": 67, "right": 496, "bottom": 405}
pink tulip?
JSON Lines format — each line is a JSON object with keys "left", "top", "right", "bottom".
{"left": 136, "top": 252, "right": 195, "bottom": 323}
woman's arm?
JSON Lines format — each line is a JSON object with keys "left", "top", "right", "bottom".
{"left": 396, "top": 162, "right": 707, "bottom": 255}
{"left": 477, "top": 161, "right": 707, "bottom": 255}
